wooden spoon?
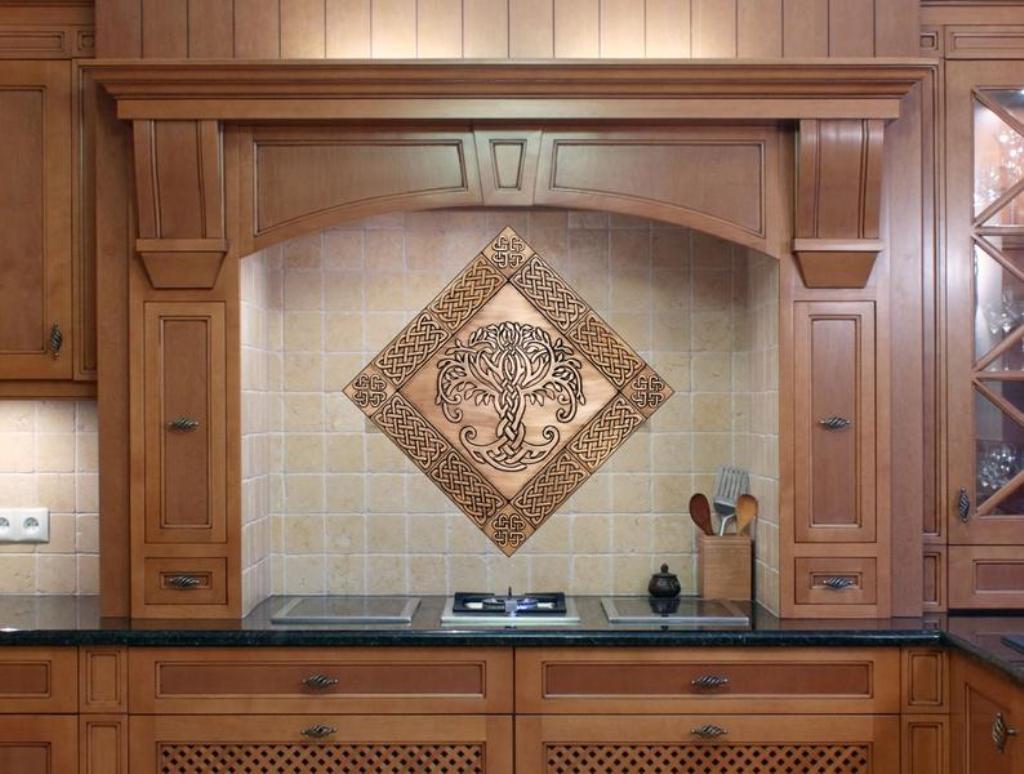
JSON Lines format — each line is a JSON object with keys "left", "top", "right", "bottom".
{"left": 736, "top": 494, "right": 759, "bottom": 535}
{"left": 688, "top": 493, "right": 715, "bottom": 536}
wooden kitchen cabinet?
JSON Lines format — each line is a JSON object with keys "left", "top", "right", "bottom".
{"left": 515, "top": 714, "right": 900, "bottom": 774}
{"left": 129, "top": 714, "right": 514, "bottom": 774}
{"left": 0, "top": 715, "right": 78, "bottom": 773}
{"left": 787, "top": 299, "right": 888, "bottom": 617}
{"left": 952, "top": 654, "right": 1024, "bottom": 773}
{"left": 0, "top": 60, "right": 72, "bottom": 381}
{"left": 133, "top": 300, "right": 238, "bottom": 618}
{"left": 793, "top": 301, "right": 877, "bottom": 544}
{"left": 946, "top": 61, "right": 1024, "bottom": 607}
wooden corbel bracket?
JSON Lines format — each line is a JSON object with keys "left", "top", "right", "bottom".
{"left": 132, "top": 119, "right": 227, "bottom": 289}
{"left": 794, "top": 118, "right": 885, "bottom": 289}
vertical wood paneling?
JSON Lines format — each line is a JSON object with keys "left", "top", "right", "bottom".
{"left": 417, "top": 0, "right": 462, "bottom": 57}
{"left": 96, "top": 0, "right": 142, "bottom": 56}
{"left": 645, "top": 0, "right": 690, "bottom": 57}
{"left": 874, "top": 0, "right": 917, "bottom": 56}
{"left": 600, "top": 0, "right": 644, "bottom": 57}
{"left": 188, "top": 0, "right": 235, "bottom": 58}
{"left": 737, "top": 0, "right": 781, "bottom": 57}
{"left": 465, "top": 0, "right": 508, "bottom": 57}
{"left": 509, "top": 0, "right": 553, "bottom": 57}
{"left": 828, "top": 0, "right": 873, "bottom": 56}
{"left": 281, "top": 0, "right": 326, "bottom": 57}
{"left": 554, "top": 0, "right": 598, "bottom": 57}
{"left": 234, "top": 0, "right": 281, "bottom": 58}
{"left": 372, "top": 0, "right": 416, "bottom": 56}
{"left": 782, "top": 0, "right": 826, "bottom": 56}
{"left": 326, "top": 0, "right": 371, "bottom": 56}
{"left": 142, "top": 0, "right": 188, "bottom": 57}
{"left": 692, "top": 0, "right": 736, "bottom": 57}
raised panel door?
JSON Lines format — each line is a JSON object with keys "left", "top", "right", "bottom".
{"left": 793, "top": 301, "right": 877, "bottom": 543}
{"left": 952, "top": 655, "right": 1023, "bottom": 774}
{"left": 0, "top": 60, "right": 72, "bottom": 379}
{"left": 143, "top": 302, "right": 226, "bottom": 545}
{"left": 0, "top": 716, "right": 77, "bottom": 773}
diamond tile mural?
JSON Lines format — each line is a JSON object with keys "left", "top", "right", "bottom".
{"left": 344, "top": 227, "right": 673, "bottom": 555}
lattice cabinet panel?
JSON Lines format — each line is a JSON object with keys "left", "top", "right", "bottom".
{"left": 129, "top": 715, "right": 513, "bottom": 774}
{"left": 515, "top": 715, "right": 899, "bottom": 774}
{"left": 546, "top": 743, "right": 871, "bottom": 773}
{"left": 159, "top": 742, "right": 484, "bottom": 773}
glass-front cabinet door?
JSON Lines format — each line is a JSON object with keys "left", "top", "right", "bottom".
{"left": 948, "top": 62, "right": 1024, "bottom": 548}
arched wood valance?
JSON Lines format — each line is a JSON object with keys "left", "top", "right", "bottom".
{"left": 96, "top": 60, "right": 928, "bottom": 288}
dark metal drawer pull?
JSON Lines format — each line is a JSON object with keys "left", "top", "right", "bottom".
{"left": 822, "top": 576, "right": 855, "bottom": 590}
{"left": 994, "top": 712, "right": 1018, "bottom": 753}
{"left": 818, "top": 416, "right": 852, "bottom": 430}
{"left": 166, "top": 575, "right": 202, "bottom": 589}
{"left": 49, "top": 323, "right": 63, "bottom": 358}
{"left": 301, "top": 724, "right": 337, "bottom": 740}
{"left": 957, "top": 487, "right": 971, "bottom": 522}
{"left": 691, "top": 675, "right": 729, "bottom": 689}
{"left": 691, "top": 724, "right": 727, "bottom": 739}
{"left": 167, "top": 417, "right": 200, "bottom": 432}
{"left": 303, "top": 674, "right": 340, "bottom": 690}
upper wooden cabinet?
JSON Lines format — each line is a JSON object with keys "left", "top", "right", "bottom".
{"left": 947, "top": 61, "right": 1024, "bottom": 607}
{"left": 0, "top": 60, "right": 71, "bottom": 379}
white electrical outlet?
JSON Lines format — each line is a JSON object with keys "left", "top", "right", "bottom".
{"left": 0, "top": 508, "right": 49, "bottom": 543}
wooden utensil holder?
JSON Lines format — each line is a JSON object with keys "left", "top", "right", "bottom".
{"left": 697, "top": 532, "right": 752, "bottom": 601}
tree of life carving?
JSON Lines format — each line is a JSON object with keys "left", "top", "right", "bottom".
{"left": 435, "top": 320, "right": 585, "bottom": 473}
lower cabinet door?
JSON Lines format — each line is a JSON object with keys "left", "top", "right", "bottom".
{"left": 130, "top": 714, "right": 513, "bottom": 773}
{"left": 953, "top": 655, "right": 1023, "bottom": 773}
{"left": 0, "top": 715, "right": 77, "bottom": 773}
{"left": 515, "top": 714, "right": 899, "bottom": 774}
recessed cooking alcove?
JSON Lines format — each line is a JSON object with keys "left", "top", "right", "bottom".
{"left": 91, "top": 60, "right": 916, "bottom": 618}
{"left": 238, "top": 207, "right": 779, "bottom": 616}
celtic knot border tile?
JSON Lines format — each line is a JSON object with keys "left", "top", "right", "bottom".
{"left": 344, "top": 226, "right": 672, "bottom": 555}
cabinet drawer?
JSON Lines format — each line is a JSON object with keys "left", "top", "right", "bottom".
{"left": 142, "top": 557, "right": 227, "bottom": 606}
{"left": 949, "top": 546, "right": 1024, "bottom": 609}
{"left": 0, "top": 647, "right": 76, "bottom": 713}
{"left": 515, "top": 648, "right": 899, "bottom": 714}
{"left": 129, "top": 647, "right": 513, "bottom": 714}
{"left": 130, "top": 714, "right": 513, "bottom": 774}
{"left": 515, "top": 714, "right": 899, "bottom": 774}
{"left": 794, "top": 556, "right": 878, "bottom": 606}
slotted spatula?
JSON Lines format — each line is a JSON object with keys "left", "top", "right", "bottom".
{"left": 713, "top": 466, "right": 750, "bottom": 535}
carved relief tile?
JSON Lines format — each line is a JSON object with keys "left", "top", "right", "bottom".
{"left": 344, "top": 227, "right": 672, "bottom": 554}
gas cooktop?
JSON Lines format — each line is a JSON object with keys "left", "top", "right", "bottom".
{"left": 442, "top": 591, "right": 581, "bottom": 627}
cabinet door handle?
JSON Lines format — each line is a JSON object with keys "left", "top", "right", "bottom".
{"left": 818, "top": 416, "right": 851, "bottom": 430}
{"left": 822, "top": 576, "right": 855, "bottom": 590}
{"left": 957, "top": 488, "right": 971, "bottom": 522}
{"left": 49, "top": 323, "right": 63, "bottom": 359}
{"left": 303, "top": 674, "right": 340, "bottom": 690}
{"left": 994, "top": 712, "right": 1018, "bottom": 753}
{"left": 690, "top": 724, "right": 727, "bottom": 739}
{"left": 301, "top": 724, "right": 337, "bottom": 740}
{"left": 167, "top": 417, "right": 200, "bottom": 432}
{"left": 691, "top": 675, "right": 729, "bottom": 689}
{"left": 166, "top": 575, "right": 201, "bottom": 589}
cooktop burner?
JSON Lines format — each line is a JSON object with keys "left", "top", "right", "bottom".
{"left": 453, "top": 591, "right": 567, "bottom": 616}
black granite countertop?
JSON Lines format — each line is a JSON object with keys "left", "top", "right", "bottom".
{"left": 1, "top": 595, "right": 1022, "bottom": 686}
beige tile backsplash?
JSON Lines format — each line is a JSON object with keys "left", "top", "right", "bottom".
{"left": 0, "top": 400, "right": 99, "bottom": 594}
{"left": 241, "top": 209, "right": 780, "bottom": 613}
